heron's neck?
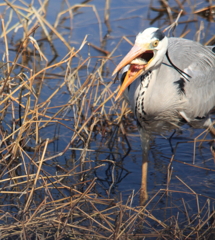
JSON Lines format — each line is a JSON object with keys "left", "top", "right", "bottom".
{"left": 134, "top": 70, "right": 153, "bottom": 122}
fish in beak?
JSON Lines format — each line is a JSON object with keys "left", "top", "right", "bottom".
{"left": 113, "top": 44, "right": 154, "bottom": 100}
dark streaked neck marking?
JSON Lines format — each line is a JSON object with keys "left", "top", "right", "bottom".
{"left": 135, "top": 71, "right": 152, "bottom": 121}
{"left": 140, "top": 70, "right": 151, "bottom": 82}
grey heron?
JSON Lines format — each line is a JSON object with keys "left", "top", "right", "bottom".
{"left": 112, "top": 27, "right": 215, "bottom": 204}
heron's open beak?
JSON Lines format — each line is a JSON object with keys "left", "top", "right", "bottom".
{"left": 113, "top": 44, "right": 154, "bottom": 100}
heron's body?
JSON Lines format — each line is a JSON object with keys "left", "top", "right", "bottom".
{"left": 122, "top": 38, "right": 215, "bottom": 130}
{"left": 113, "top": 27, "right": 215, "bottom": 204}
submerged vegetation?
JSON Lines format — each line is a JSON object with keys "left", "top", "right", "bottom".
{"left": 0, "top": 0, "right": 214, "bottom": 239}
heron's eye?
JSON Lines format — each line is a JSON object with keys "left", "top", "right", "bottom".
{"left": 152, "top": 40, "right": 159, "bottom": 47}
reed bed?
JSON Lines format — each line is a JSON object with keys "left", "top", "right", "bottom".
{"left": 0, "top": 0, "right": 214, "bottom": 239}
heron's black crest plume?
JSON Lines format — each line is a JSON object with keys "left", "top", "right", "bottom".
{"left": 153, "top": 29, "right": 165, "bottom": 41}
{"left": 166, "top": 50, "right": 191, "bottom": 81}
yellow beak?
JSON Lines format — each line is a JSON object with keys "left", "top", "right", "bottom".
{"left": 113, "top": 44, "right": 152, "bottom": 100}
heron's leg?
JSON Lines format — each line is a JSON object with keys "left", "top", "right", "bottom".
{"left": 140, "top": 153, "right": 148, "bottom": 205}
{"left": 139, "top": 127, "right": 150, "bottom": 205}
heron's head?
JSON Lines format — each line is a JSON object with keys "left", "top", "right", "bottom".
{"left": 113, "top": 27, "right": 168, "bottom": 100}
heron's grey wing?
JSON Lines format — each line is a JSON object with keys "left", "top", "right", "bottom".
{"left": 164, "top": 38, "right": 215, "bottom": 120}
